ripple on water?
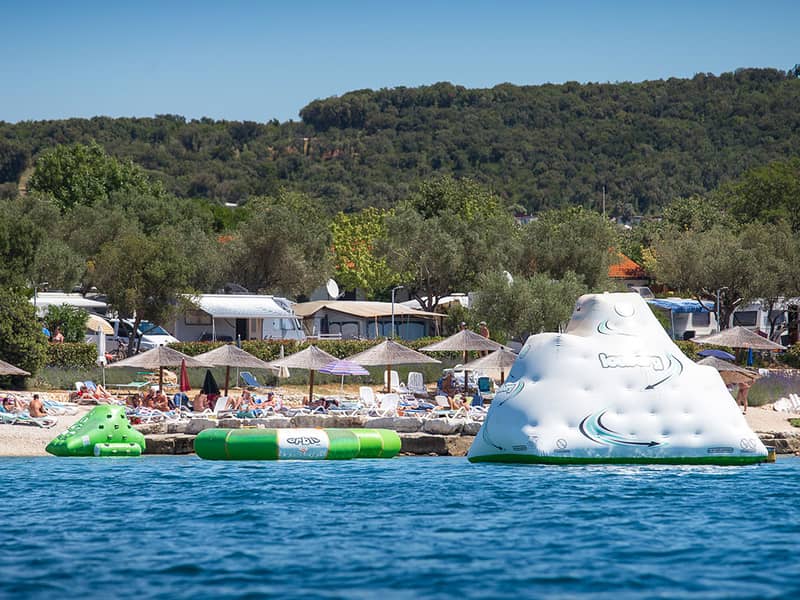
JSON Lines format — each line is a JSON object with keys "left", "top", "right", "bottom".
{"left": 2, "top": 456, "right": 800, "bottom": 599}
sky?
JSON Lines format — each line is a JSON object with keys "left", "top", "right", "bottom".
{"left": 1, "top": 0, "right": 797, "bottom": 124}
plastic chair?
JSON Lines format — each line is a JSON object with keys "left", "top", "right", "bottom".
{"left": 383, "top": 370, "right": 402, "bottom": 392}
{"left": 407, "top": 372, "right": 427, "bottom": 395}
{"left": 477, "top": 377, "right": 492, "bottom": 394}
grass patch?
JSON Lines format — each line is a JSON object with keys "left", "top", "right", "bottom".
{"left": 788, "top": 419, "right": 800, "bottom": 428}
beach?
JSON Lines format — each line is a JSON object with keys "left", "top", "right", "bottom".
{"left": 2, "top": 389, "right": 799, "bottom": 457}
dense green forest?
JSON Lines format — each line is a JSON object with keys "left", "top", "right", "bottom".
{"left": 1, "top": 67, "right": 799, "bottom": 216}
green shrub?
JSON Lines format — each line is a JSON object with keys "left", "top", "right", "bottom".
{"left": 778, "top": 343, "right": 800, "bottom": 369}
{"left": 46, "top": 342, "right": 97, "bottom": 369}
{"left": 44, "top": 304, "right": 88, "bottom": 343}
{"left": 0, "top": 288, "right": 48, "bottom": 388}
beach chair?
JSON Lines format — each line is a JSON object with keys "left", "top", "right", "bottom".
{"left": 43, "top": 398, "right": 79, "bottom": 416}
{"left": 15, "top": 412, "right": 58, "bottom": 428}
{"left": 407, "top": 372, "right": 427, "bottom": 396}
{"left": 213, "top": 396, "right": 235, "bottom": 418}
{"left": 374, "top": 393, "right": 400, "bottom": 417}
{"left": 240, "top": 371, "right": 272, "bottom": 391}
{"left": 383, "top": 370, "right": 405, "bottom": 393}
{"left": 477, "top": 376, "right": 492, "bottom": 395}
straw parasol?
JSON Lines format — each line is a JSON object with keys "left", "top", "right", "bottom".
{"left": 194, "top": 344, "right": 276, "bottom": 396}
{"left": 0, "top": 359, "right": 30, "bottom": 376}
{"left": 107, "top": 346, "right": 209, "bottom": 393}
{"left": 269, "top": 345, "right": 337, "bottom": 403}
{"left": 346, "top": 339, "right": 440, "bottom": 393}
{"left": 691, "top": 326, "right": 786, "bottom": 351}
{"left": 462, "top": 347, "right": 519, "bottom": 384}
{"left": 697, "top": 356, "right": 761, "bottom": 386}
{"left": 86, "top": 314, "right": 114, "bottom": 335}
{"left": 420, "top": 329, "right": 504, "bottom": 392}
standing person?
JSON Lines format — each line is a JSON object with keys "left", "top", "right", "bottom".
{"left": 52, "top": 327, "right": 64, "bottom": 343}
{"left": 479, "top": 321, "right": 491, "bottom": 356}
{"left": 736, "top": 381, "right": 752, "bottom": 414}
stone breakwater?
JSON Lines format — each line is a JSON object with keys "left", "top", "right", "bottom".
{"left": 756, "top": 431, "right": 800, "bottom": 455}
{"left": 135, "top": 417, "right": 800, "bottom": 458}
{"left": 137, "top": 415, "right": 482, "bottom": 456}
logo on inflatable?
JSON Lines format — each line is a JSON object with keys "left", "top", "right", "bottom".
{"left": 599, "top": 353, "right": 665, "bottom": 370}
{"left": 286, "top": 437, "right": 321, "bottom": 445}
{"left": 579, "top": 410, "right": 662, "bottom": 448}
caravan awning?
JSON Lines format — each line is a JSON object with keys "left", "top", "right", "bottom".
{"left": 293, "top": 300, "right": 441, "bottom": 319}
{"left": 647, "top": 298, "right": 714, "bottom": 314}
{"left": 188, "top": 295, "right": 295, "bottom": 319}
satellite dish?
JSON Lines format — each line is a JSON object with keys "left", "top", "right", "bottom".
{"left": 503, "top": 270, "right": 514, "bottom": 285}
{"left": 326, "top": 278, "right": 340, "bottom": 299}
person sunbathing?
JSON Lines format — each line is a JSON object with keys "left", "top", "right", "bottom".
{"left": 28, "top": 394, "right": 47, "bottom": 418}
{"left": 192, "top": 392, "right": 208, "bottom": 412}
{"left": 2, "top": 396, "right": 21, "bottom": 413}
{"left": 154, "top": 393, "right": 170, "bottom": 412}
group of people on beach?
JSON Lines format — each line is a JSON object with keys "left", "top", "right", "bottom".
{"left": 1, "top": 394, "right": 47, "bottom": 417}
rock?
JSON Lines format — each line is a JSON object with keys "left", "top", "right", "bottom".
{"left": 143, "top": 434, "right": 195, "bottom": 454}
{"left": 289, "top": 415, "right": 330, "bottom": 428}
{"left": 365, "top": 417, "right": 423, "bottom": 432}
{"left": 422, "top": 417, "right": 466, "bottom": 435}
{"left": 249, "top": 417, "right": 292, "bottom": 428}
{"left": 186, "top": 418, "right": 217, "bottom": 435}
{"left": 462, "top": 421, "right": 482, "bottom": 436}
{"left": 166, "top": 421, "right": 190, "bottom": 434}
{"left": 399, "top": 433, "right": 472, "bottom": 456}
{"left": 134, "top": 422, "right": 167, "bottom": 435}
{"left": 218, "top": 418, "right": 242, "bottom": 429}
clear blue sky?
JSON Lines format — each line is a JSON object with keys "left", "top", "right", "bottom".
{"left": 1, "top": 0, "right": 797, "bottom": 123}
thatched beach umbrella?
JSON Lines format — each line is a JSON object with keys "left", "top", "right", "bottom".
{"left": 462, "top": 347, "right": 519, "bottom": 384}
{"left": 697, "top": 356, "right": 761, "bottom": 386}
{"left": 346, "top": 339, "right": 440, "bottom": 393}
{"left": 420, "top": 330, "right": 504, "bottom": 392}
{"left": 269, "top": 345, "right": 337, "bottom": 403}
{"left": 691, "top": 326, "right": 786, "bottom": 351}
{"left": 108, "top": 346, "right": 209, "bottom": 393}
{"left": 194, "top": 344, "right": 276, "bottom": 396}
{"left": 0, "top": 359, "right": 30, "bottom": 376}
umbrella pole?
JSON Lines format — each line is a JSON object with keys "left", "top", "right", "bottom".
{"left": 159, "top": 366, "right": 163, "bottom": 394}
{"left": 309, "top": 369, "right": 315, "bottom": 405}
{"left": 500, "top": 369, "right": 505, "bottom": 385}
{"left": 224, "top": 366, "right": 230, "bottom": 397}
{"left": 385, "top": 362, "right": 391, "bottom": 393}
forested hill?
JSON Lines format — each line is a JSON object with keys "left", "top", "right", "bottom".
{"left": 1, "top": 67, "right": 799, "bottom": 216}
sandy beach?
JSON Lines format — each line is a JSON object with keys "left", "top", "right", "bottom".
{"left": 2, "top": 384, "right": 799, "bottom": 457}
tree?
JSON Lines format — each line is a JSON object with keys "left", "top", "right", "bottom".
{"left": 381, "top": 176, "right": 518, "bottom": 311}
{"left": 645, "top": 225, "right": 759, "bottom": 328}
{"left": 331, "top": 207, "right": 398, "bottom": 296}
{"left": 716, "top": 159, "right": 800, "bottom": 232}
{"left": 44, "top": 304, "right": 88, "bottom": 343}
{"left": 473, "top": 271, "right": 587, "bottom": 342}
{"left": 739, "top": 221, "right": 800, "bottom": 340}
{"left": 519, "top": 207, "right": 618, "bottom": 289}
{"left": 93, "top": 232, "right": 201, "bottom": 352}
{"left": 225, "top": 191, "right": 332, "bottom": 296}
{"left": 28, "top": 141, "right": 163, "bottom": 211}
{"left": 0, "top": 288, "right": 48, "bottom": 387}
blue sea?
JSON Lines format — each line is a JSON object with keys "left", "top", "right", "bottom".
{"left": 2, "top": 456, "right": 799, "bottom": 599}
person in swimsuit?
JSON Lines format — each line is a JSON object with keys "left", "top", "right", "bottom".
{"left": 28, "top": 394, "right": 47, "bottom": 417}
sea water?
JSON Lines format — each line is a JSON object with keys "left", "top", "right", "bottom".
{"left": 2, "top": 456, "right": 799, "bottom": 599}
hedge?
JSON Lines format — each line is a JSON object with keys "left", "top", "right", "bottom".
{"left": 46, "top": 342, "right": 98, "bottom": 369}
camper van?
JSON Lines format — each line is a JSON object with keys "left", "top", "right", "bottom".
{"left": 646, "top": 298, "right": 718, "bottom": 340}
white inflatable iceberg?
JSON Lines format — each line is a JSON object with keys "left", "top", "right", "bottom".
{"left": 468, "top": 292, "right": 767, "bottom": 465}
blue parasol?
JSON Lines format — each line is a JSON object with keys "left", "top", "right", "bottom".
{"left": 697, "top": 349, "right": 735, "bottom": 361}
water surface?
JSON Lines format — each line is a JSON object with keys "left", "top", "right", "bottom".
{"left": 2, "top": 456, "right": 799, "bottom": 599}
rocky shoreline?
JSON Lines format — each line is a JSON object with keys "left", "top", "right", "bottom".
{"left": 134, "top": 415, "right": 800, "bottom": 458}
{"left": 139, "top": 415, "right": 480, "bottom": 456}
